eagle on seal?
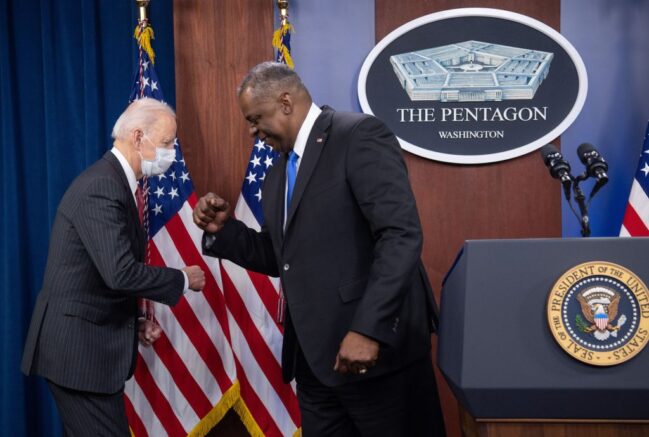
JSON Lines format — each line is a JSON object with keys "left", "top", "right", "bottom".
{"left": 576, "top": 288, "right": 621, "bottom": 341}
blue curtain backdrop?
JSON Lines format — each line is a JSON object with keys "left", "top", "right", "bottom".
{"left": 0, "top": 0, "right": 175, "bottom": 434}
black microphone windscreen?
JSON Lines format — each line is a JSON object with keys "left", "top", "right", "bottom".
{"left": 540, "top": 144, "right": 560, "bottom": 164}
{"left": 577, "top": 143, "right": 598, "bottom": 163}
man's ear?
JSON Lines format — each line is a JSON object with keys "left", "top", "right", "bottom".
{"left": 279, "top": 92, "right": 293, "bottom": 115}
{"left": 133, "top": 129, "right": 144, "bottom": 150}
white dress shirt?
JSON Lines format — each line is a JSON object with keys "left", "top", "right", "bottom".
{"left": 110, "top": 148, "right": 138, "bottom": 205}
{"left": 284, "top": 103, "right": 322, "bottom": 227}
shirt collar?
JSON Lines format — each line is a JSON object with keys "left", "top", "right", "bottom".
{"left": 110, "top": 147, "right": 138, "bottom": 202}
{"left": 292, "top": 103, "right": 322, "bottom": 160}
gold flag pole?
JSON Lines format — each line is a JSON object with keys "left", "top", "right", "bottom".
{"left": 134, "top": 0, "right": 155, "bottom": 322}
{"left": 278, "top": 0, "right": 289, "bottom": 26}
{"left": 134, "top": 0, "right": 155, "bottom": 65}
{"left": 136, "top": 0, "right": 150, "bottom": 23}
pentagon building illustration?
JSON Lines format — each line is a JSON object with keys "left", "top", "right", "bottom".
{"left": 390, "top": 41, "right": 554, "bottom": 102}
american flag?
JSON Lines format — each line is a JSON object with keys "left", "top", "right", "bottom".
{"left": 222, "top": 136, "right": 301, "bottom": 436}
{"left": 123, "top": 20, "right": 301, "bottom": 437}
{"left": 219, "top": 7, "right": 302, "bottom": 433}
{"left": 620, "top": 122, "right": 649, "bottom": 236}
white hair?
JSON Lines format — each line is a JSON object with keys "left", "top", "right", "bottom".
{"left": 111, "top": 97, "right": 176, "bottom": 140}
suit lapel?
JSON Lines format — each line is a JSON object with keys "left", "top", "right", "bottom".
{"left": 285, "top": 108, "right": 333, "bottom": 231}
{"left": 102, "top": 152, "right": 146, "bottom": 254}
{"left": 263, "top": 153, "right": 287, "bottom": 246}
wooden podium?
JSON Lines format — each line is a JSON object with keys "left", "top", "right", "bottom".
{"left": 439, "top": 238, "right": 649, "bottom": 437}
{"left": 459, "top": 408, "right": 649, "bottom": 437}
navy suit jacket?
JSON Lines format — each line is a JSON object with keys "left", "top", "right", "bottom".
{"left": 203, "top": 108, "right": 438, "bottom": 386}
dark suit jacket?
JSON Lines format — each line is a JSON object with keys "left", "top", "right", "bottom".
{"left": 203, "top": 107, "right": 438, "bottom": 387}
{"left": 21, "top": 151, "right": 185, "bottom": 394}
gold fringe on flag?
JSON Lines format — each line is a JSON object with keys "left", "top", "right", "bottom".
{"left": 272, "top": 6, "right": 295, "bottom": 70}
{"left": 232, "top": 396, "right": 266, "bottom": 437}
{"left": 187, "top": 382, "right": 241, "bottom": 437}
{"left": 272, "top": 23, "right": 295, "bottom": 69}
{"left": 134, "top": 23, "right": 156, "bottom": 65}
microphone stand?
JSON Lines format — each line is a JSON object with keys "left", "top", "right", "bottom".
{"left": 572, "top": 174, "right": 591, "bottom": 237}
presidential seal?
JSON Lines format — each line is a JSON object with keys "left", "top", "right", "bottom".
{"left": 547, "top": 261, "right": 649, "bottom": 366}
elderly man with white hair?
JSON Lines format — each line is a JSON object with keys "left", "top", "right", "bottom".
{"left": 21, "top": 98, "right": 205, "bottom": 436}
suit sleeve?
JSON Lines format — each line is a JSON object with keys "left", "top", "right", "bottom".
{"left": 202, "top": 218, "right": 280, "bottom": 277}
{"left": 72, "top": 177, "right": 184, "bottom": 305}
{"left": 345, "top": 116, "right": 423, "bottom": 346}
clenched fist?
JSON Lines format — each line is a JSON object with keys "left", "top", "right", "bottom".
{"left": 182, "top": 265, "right": 206, "bottom": 291}
{"left": 193, "top": 193, "right": 231, "bottom": 233}
{"left": 138, "top": 318, "right": 162, "bottom": 347}
{"left": 334, "top": 331, "right": 379, "bottom": 375}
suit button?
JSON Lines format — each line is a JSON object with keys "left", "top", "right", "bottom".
{"left": 283, "top": 263, "right": 290, "bottom": 271}
{"left": 128, "top": 322, "right": 134, "bottom": 329}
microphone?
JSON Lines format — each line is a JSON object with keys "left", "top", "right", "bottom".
{"left": 577, "top": 143, "right": 608, "bottom": 199}
{"left": 540, "top": 144, "right": 572, "bottom": 182}
{"left": 540, "top": 144, "right": 572, "bottom": 200}
{"left": 577, "top": 143, "right": 608, "bottom": 183}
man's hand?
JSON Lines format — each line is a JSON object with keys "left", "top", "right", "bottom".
{"left": 193, "top": 193, "right": 231, "bottom": 233}
{"left": 333, "top": 331, "right": 379, "bottom": 375}
{"left": 182, "top": 265, "right": 206, "bottom": 291}
{"left": 138, "top": 318, "right": 162, "bottom": 347}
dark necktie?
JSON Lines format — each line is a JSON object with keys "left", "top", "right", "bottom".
{"left": 135, "top": 185, "right": 145, "bottom": 224}
{"left": 135, "top": 184, "right": 154, "bottom": 319}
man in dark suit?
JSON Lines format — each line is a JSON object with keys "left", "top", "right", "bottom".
{"left": 22, "top": 98, "right": 206, "bottom": 436}
{"left": 193, "top": 62, "right": 445, "bottom": 436}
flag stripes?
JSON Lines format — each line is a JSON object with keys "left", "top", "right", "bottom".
{"left": 124, "top": 13, "right": 300, "bottom": 437}
{"left": 150, "top": 235, "right": 235, "bottom": 391}
{"left": 220, "top": 262, "right": 300, "bottom": 421}
{"left": 126, "top": 147, "right": 300, "bottom": 436}
{"left": 124, "top": 394, "right": 148, "bottom": 436}
{"left": 133, "top": 356, "right": 187, "bottom": 436}
{"left": 222, "top": 260, "right": 284, "bottom": 361}
{"left": 146, "top": 332, "right": 214, "bottom": 417}
{"left": 621, "top": 123, "right": 649, "bottom": 237}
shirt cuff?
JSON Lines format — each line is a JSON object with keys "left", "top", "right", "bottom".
{"left": 204, "top": 233, "right": 217, "bottom": 250}
{"left": 182, "top": 271, "right": 189, "bottom": 294}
